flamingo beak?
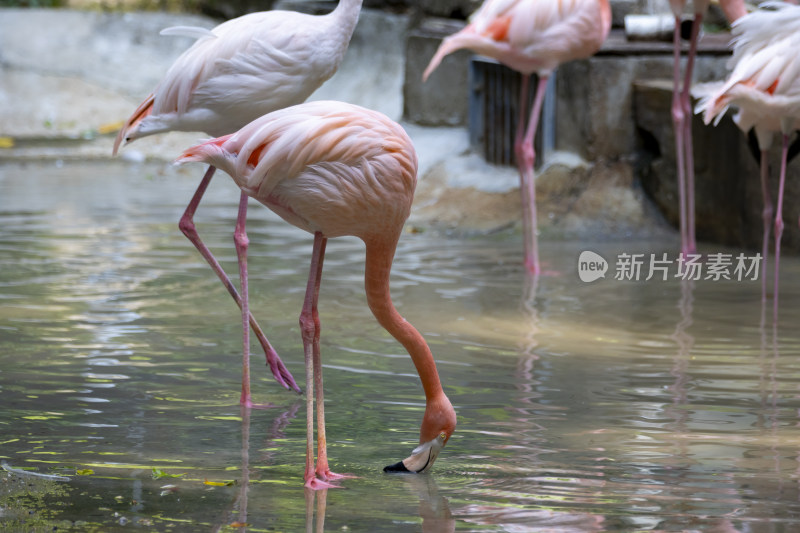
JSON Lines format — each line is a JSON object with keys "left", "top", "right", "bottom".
{"left": 383, "top": 433, "right": 448, "bottom": 474}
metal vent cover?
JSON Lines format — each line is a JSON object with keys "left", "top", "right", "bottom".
{"left": 468, "top": 56, "right": 554, "bottom": 168}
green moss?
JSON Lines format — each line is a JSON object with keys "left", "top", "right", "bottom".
{"left": 0, "top": 471, "right": 73, "bottom": 532}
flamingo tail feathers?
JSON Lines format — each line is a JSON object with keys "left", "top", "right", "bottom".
{"left": 176, "top": 134, "right": 235, "bottom": 169}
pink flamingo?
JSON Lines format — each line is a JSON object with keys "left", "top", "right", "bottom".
{"left": 422, "top": 0, "right": 612, "bottom": 274}
{"left": 176, "top": 101, "right": 457, "bottom": 490}
{"left": 695, "top": 1, "right": 800, "bottom": 317}
{"left": 668, "top": 0, "right": 746, "bottom": 256}
{"left": 113, "top": 0, "right": 363, "bottom": 405}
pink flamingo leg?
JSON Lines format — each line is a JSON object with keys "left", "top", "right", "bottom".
{"left": 680, "top": 11, "right": 704, "bottom": 255}
{"left": 303, "top": 310, "right": 319, "bottom": 489}
{"left": 672, "top": 15, "right": 690, "bottom": 256}
{"left": 773, "top": 134, "right": 789, "bottom": 320}
{"left": 178, "top": 166, "right": 301, "bottom": 394}
{"left": 302, "top": 233, "right": 353, "bottom": 489}
{"left": 759, "top": 150, "right": 773, "bottom": 305}
{"left": 233, "top": 192, "right": 256, "bottom": 408}
{"left": 516, "top": 75, "right": 534, "bottom": 269}
{"left": 515, "top": 74, "right": 549, "bottom": 275}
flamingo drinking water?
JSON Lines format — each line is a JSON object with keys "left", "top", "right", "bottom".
{"left": 176, "top": 100, "right": 458, "bottom": 490}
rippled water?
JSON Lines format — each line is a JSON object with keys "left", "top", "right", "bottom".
{"left": 2, "top": 160, "right": 800, "bottom": 531}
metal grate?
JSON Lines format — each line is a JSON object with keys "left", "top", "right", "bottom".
{"left": 468, "top": 56, "right": 554, "bottom": 167}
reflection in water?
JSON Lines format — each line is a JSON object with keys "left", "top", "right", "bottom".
{"left": 401, "top": 474, "right": 455, "bottom": 533}
{"left": 667, "top": 279, "right": 693, "bottom": 442}
{"left": 214, "top": 402, "right": 301, "bottom": 531}
{"left": 514, "top": 271, "right": 544, "bottom": 431}
{"left": 305, "top": 486, "right": 328, "bottom": 533}
{"left": 304, "top": 472, "right": 456, "bottom": 532}
{"left": 519, "top": 271, "right": 540, "bottom": 361}
{"left": 3, "top": 162, "right": 800, "bottom": 530}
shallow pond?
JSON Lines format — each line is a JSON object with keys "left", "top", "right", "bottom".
{"left": 1, "top": 160, "right": 800, "bottom": 531}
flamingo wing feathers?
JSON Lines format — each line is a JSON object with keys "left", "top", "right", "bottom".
{"left": 119, "top": 9, "right": 347, "bottom": 142}
{"left": 696, "top": 2, "right": 800, "bottom": 133}
{"left": 424, "top": 0, "right": 611, "bottom": 79}
{"left": 176, "top": 102, "right": 418, "bottom": 238}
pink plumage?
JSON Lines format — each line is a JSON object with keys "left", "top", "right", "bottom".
{"left": 698, "top": 2, "right": 800, "bottom": 138}
{"left": 114, "top": 0, "right": 362, "bottom": 151}
{"left": 424, "top": 0, "right": 611, "bottom": 79}
{"left": 694, "top": 1, "right": 800, "bottom": 317}
{"left": 178, "top": 101, "right": 456, "bottom": 490}
{"left": 423, "top": 0, "right": 611, "bottom": 274}
{"left": 178, "top": 101, "right": 418, "bottom": 240}
{"left": 112, "top": 0, "right": 363, "bottom": 402}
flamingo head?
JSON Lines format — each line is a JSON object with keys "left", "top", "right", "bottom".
{"left": 383, "top": 393, "right": 456, "bottom": 474}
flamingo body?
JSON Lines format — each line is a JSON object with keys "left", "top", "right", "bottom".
{"left": 114, "top": 3, "right": 361, "bottom": 150}
{"left": 423, "top": 0, "right": 611, "bottom": 273}
{"left": 699, "top": 7, "right": 800, "bottom": 129}
{"left": 694, "top": 1, "right": 800, "bottom": 317}
{"left": 178, "top": 101, "right": 457, "bottom": 489}
{"left": 182, "top": 101, "right": 418, "bottom": 240}
{"left": 424, "top": 0, "right": 611, "bottom": 79}
{"left": 113, "top": 0, "right": 363, "bottom": 402}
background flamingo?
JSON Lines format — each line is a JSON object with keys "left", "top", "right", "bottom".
{"left": 176, "top": 100, "right": 457, "bottom": 490}
{"left": 422, "top": 0, "right": 612, "bottom": 274}
{"left": 113, "top": 0, "right": 363, "bottom": 405}
{"left": 668, "top": 0, "right": 746, "bottom": 256}
{"left": 695, "top": 1, "right": 800, "bottom": 317}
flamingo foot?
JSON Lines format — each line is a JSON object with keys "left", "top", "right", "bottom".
{"left": 239, "top": 389, "right": 276, "bottom": 410}
{"left": 239, "top": 399, "right": 276, "bottom": 410}
{"left": 318, "top": 469, "right": 357, "bottom": 482}
{"left": 524, "top": 257, "right": 540, "bottom": 275}
{"left": 523, "top": 259, "right": 559, "bottom": 278}
{"left": 304, "top": 476, "right": 343, "bottom": 490}
{"left": 264, "top": 346, "right": 301, "bottom": 394}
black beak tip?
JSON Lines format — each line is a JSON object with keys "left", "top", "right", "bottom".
{"left": 383, "top": 461, "right": 411, "bottom": 473}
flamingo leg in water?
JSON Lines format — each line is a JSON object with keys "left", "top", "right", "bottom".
{"left": 515, "top": 74, "right": 549, "bottom": 275}
{"left": 516, "top": 75, "right": 533, "bottom": 271}
{"left": 179, "top": 166, "right": 300, "bottom": 394}
{"left": 759, "top": 150, "right": 773, "bottom": 305}
{"left": 301, "top": 233, "right": 354, "bottom": 489}
{"left": 680, "top": 12, "right": 704, "bottom": 255}
{"left": 773, "top": 134, "right": 789, "bottom": 320}
{"left": 671, "top": 16, "right": 690, "bottom": 256}
{"left": 233, "top": 192, "right": 257, "bottom": 408}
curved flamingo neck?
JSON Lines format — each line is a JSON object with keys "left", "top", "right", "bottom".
{"left": 363, "top": 236, "right": 444, "bottom": 402}
{"left": 331, "top": 0, "right": 363, "bottom": 32}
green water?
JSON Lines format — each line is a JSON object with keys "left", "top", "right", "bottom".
{"left": 1, "top": 161, "right": 800, "bottom": 531}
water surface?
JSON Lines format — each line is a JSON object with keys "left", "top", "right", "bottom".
{"left": 1, "top": 160, "right": 800, "bottom": 531}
